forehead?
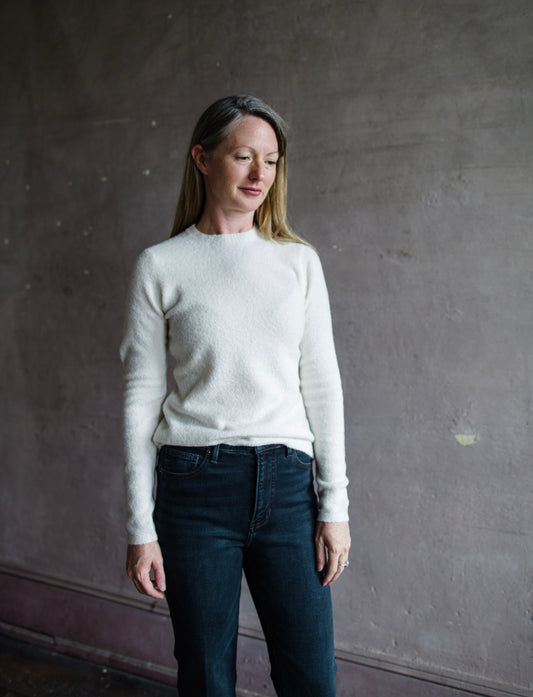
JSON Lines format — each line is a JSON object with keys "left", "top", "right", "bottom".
{"left": 223, "top": 115, "right": 278, "bottom": 152}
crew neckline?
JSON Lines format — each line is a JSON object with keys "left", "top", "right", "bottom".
{"left": 191, "top": 224, "right": 258, "bottom": 240}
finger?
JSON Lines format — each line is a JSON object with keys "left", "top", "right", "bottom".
{"left": 148, "top": 581, "right": 166, "bottom": 599}
{"left": 330, "top": 556, "right": 351, "bottom": 586}
{"left": 138, "top": 568, "right": 165, "bottom": 599}
{"left": 129, "top": 556, "right": 164, "bottom": 599}
{"left": 322, "top": 552, "right": 341, "bottom": 586}
{"left": 315, "top": 537, "right": 326, "bottom": 572}
{"left": 153, "top": 561, "right": 167, "bottom": 594}
{"left": 329, "top": 563, "right": 345, "bottom": 586}
{"left": 129, "top": 570, "right": 146, "bottom": 596}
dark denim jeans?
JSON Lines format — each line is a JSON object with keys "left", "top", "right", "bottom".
{"left": 154, "top": 443, "right": 337, "bottom": 697}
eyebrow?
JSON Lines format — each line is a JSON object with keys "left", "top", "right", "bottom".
{"left": 232, "top": 144, "right": 279, "bottom": 156}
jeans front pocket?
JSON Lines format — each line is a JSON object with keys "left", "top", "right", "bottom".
{"left": 157, "top": 445, "right": 208, "bottom": 479}
{"left": 291, "top": 448, "right": 314, "bottom": 469}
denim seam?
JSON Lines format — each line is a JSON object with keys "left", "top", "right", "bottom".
{"left": 157, "top": 449, "right": 210, "bottom": 480}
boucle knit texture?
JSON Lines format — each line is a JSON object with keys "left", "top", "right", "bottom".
{"left": 120, "top": 225, "right": 349, "bottom": 544}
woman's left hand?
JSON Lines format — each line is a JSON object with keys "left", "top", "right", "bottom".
{"left": 315, "top": 521, "right": 351, "bottom": 586}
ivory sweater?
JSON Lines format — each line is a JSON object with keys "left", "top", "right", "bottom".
{"left": 120, "top": 225, "right": 349, "bottom": 544}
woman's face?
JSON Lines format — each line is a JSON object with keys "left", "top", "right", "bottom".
{"left": 193, "top": 115, "right": 279, "bottom": 220}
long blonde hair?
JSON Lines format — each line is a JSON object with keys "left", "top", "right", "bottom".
{"left": 170, "top": 95, "right": 308, "bottom": 245}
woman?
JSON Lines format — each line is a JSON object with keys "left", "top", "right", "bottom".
{"left": 121, "top": 95, "right": 350, "bottom": 697}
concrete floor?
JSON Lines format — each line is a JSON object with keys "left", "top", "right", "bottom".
{"left": 0, "top": 634, "right": 176, "bottom": 697}
{"left": 0, "top": 633, "right": 494, "bottom": 697}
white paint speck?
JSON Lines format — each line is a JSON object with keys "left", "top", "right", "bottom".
{"left": 83, "top": 269, "right": 90, "bottom": 276}
{"left": 100, "top": 176, "right": 108, "bottom": 182}
{"left": 151, "top": 120, "right": 157, "bottom": 127}
{"left": 25, "top": 283, "right": 32, "bottom": 290}
{"left": 26, "top": 185, "right": 31, "bottom": 191}
{"left": 168, "top": 13, "right": 173, "bottom": 19}
{"left": 3, "top": 238, "right": 10, "bottom": 245}
{"left": 56, "top": 221, "right": 62, "bottom": 227}
{"left": 142, "top": 169, "right": 151, "bottom": 176}
{"left": 454, "top": 434, "right": 478, "bottom": 446}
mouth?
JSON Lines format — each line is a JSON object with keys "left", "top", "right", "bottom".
{"left": 239, "top": 187, "right": 263, "bottom": 197}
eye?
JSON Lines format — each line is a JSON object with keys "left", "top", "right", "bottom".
{"left": 236, "top": 154, "right": 251, "bottom": 161}
{"left": 266, "top": 159, "right": 278, "bottom": 167}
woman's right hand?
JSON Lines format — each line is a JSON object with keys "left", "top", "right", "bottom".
{"left": 126, "top": 541, "right": 166, "bottom": 599}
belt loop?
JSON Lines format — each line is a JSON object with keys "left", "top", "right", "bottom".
{"left": 286, "top": 446, "right": 293, "bottom": 456}
{"left": 210, "top": 444, "right": 220, "bottom": 464}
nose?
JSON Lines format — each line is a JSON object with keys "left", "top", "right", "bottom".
{"left": 249, "top": 160, "right": 265, "bottom": 181}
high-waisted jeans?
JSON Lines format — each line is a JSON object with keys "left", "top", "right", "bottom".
{"left": 153, "top": 443, "right": 337, "bottom": 697}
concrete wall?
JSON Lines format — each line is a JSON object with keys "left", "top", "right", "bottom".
{"left": 1, "top": 1, "right": 531, "bottom": 695}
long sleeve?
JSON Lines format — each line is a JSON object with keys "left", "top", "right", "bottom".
{"left": 299, "top": 251, "right": 349, "bottom": 522}
{"left": 120, "top": 249, "right": 167, "bottom": 544}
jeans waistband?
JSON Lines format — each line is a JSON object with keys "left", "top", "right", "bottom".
{"left": 159, "top": 443, "right": 296, "bottom": 465}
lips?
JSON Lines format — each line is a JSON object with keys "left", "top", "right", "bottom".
{"left": 239, "top": 187, "right": 263, "bottom": 196}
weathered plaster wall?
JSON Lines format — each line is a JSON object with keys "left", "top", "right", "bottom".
{"left": 1, "top": 1, "right": 531, "bottom": 694}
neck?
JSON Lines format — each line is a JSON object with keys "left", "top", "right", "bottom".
{"left": 195, "top": 208, "right": 255, "bottom": 236}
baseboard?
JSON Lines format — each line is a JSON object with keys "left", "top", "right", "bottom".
{"left": 0, "top": 563, "right": 528, "bottom": 697}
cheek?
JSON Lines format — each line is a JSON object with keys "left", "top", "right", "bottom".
{"left": 266, "top": 172, "right": 277, "bottom": 193}
{"left": 211, "top": 157, "right": 239, "bottom": 183}
{"left": 228, "top": 163, "right": 247, "bottom": 184}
